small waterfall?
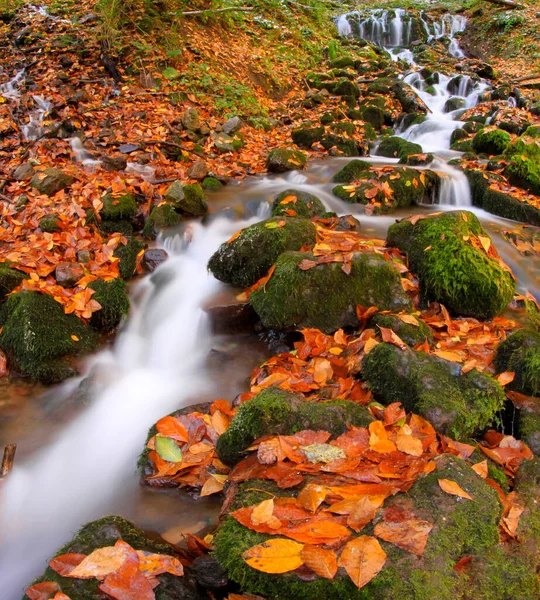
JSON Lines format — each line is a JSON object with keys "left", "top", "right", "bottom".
{"left": 70, "top": 137, "right": 102, "bottom": 170}
{"left": 432, "top": 158, "right": 472, "bottom": 207}
{"left": 126, "top": 162, "right": 156, "bottom": 181}
{"left": 335, "top": 13, "right": 352, "bottom": 37}
{"left": 21, "top": 95, "right": 53, "bottom": 140}
{"left": 0, "top": 69, "right": 25, "bottom": 100}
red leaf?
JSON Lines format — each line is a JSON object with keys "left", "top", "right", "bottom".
{"left": 99, "top": 546, "right": 155, "bottom": 600}
{"left": 49, "top": 553, "right": 87, "bottom": 576}
{"left": 25, "top": 582, "right": 61, "bottom": 600}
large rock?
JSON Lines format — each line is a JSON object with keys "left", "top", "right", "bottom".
{"left": 249, "top": 251, "right": 412, "bottom": 333}
{"left": 292, "top": 126, "right": 325, "bottom": 149}
{"left": 332, "top": 159, "right": 372, "bottom": 183}
{"left": 503, "top": 126, "right": 540, "bottom": 195}
{"left": 143, "top": 204, "right": 182, "bottom": 239}
{"left": 271, "top": 189, "right": 326, "bottom": 218}
{"left": 100, "top": 192, "right": 137, "bottom": 221}
{"left": 114, "top": 237, "right": 144, "bottom": 279}
{"left": 88, "top": 278, "right": 130, "bottom": 332}
{"left": 471, "top": 128, "right": 511, "bottom": 156}
{"left": 266, "top": 148, "right": 307, "bottom": 173}
{"left": 216, "top": 387, "right": 373, "bottom": 465}
{"left": 30, "top": 168, "right": 75, "bottom": 196}
{"left": 387, "top": 211, "right": 516, "bottom": 319}
{"left": 0, "top": 291, "right": 96, "bottom": 383}
{"left": 207, "top": 217, "right": 316, "bottom": 288}
{"left": 0, "top": 263, "right": 28, "bottom": 301}
{"left": 376, "top": 136, "right": 423, "bottom": 160}
{"left": 362, "top": 342, "right": 505, "bottom": 439}
{"left": 164, "top": 181, "right": 208, "bottom": 216}
{"left": 495, "top": 330, "right": 540, "bottom": 397}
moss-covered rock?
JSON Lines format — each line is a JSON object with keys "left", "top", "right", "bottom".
{"left": 387, "top": 211, "right": 516, "bottom": 319}
{"left": 114, "top": 237, "right": 144, "bottom": 279}
{"left": 23, "top": 516, "right": 200, "bottom": 600}
{"left": 503, "top": 128, "right": 540, "bottom": 195}
{"left": 362, "top": 342, "right": 505, "bottom": 439}
{"left": 292, "top": 126, "right": 325, "bottom": 149}
{"left": 370, "top": 313, "right": 433, "bottom": 347}
{"left": 250, "top": 251, "right": 411, "bottom": 333}
{"left": 360, "top": 105, "right": 385, "bottom": 129}
{"left": 208, "top": 217, "right": 316, "bottom": 288}
{"left": 202, "top": 176, "right": 223, "bottom": 191}
{"left": 100, "top": 192, "right": 137, "bottom": 221}
{"left": 39, "top": 213, "right": 61, "bottom": 233}
{"left": 30, "top": 168, "right": 75, "bottom": 196}
{"left": 99, "top": 219, "right": 133, "bottom": 237}
{"left": 88, "top": 278, "right": 130, "bottom": 332}
{"left": 213, "top": 454, "right": 502, "bottom": 600}
{"left": 332, "top": 159, "right": 372, "bottom": 183}
{"left": 0, "top": 263, "right": 28, "bottom": 301}
{"left": 0, "top": 291, "right": 96, "bottom": 383}
{"left": 143, "top": 204, "right": 182, "bottom": 239}
{"left": 271, "top": 189, "right": 326, "bottom": 218}
{"left": 164, "top": 181, "right": 208, "bottom": 216}
{"left": 471, "top": 129, "right": 511, "bottom": 156}
{"left": 266, "top": 148, "right": 307, "bottom": 173}
{"left": 495, "top": 330, "right": 540, "bottom": 397}
{"left": 377, "top": 136, "right": 423, "bottom": 160}
{"left": 216, "top": 387, "right": 373, "bottom": 465}
{"left": 333, "top": 78, "right": 360, "bottom": 98}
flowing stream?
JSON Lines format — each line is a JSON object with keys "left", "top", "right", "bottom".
{"left": 1, "top": 8, "right": 539, "bottom": 599}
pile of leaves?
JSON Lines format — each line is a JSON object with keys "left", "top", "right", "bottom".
{"left": 25, "top": 540, "right": 185, "bottom": 600}
{"left": 143, "top": 399, "right": 233, "bottom": 495}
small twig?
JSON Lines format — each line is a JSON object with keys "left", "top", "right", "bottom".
{"left": 1, "top": 444, "right": 16, "bottom": 478}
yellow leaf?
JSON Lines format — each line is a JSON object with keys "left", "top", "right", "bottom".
{"left": 242, "top": 539, "right": 304, "bottom": 573}
{"left": 71, "top": 335, "right": 80, "bottom": 342}
{"left": 471, "top": 460, "right": 488, "bottom": 479}
{"left": 478, "top": 235, "right": 491, "bottom": 253}
{"left": 495, "top": 371, "right": 515, "bottom": 386}
{"left": 251, "top": 499, "right": 275, "bottom": 525}
{"left": 363, "top": 337, "right": 380, "bottom": 355}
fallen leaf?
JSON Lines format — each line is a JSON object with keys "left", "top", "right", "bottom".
{"left": 67, "top": 543, "right": 131, "bottom": 579}
{"left": 374, "top": 506, "right": 433, "bottom": 555}
{"left": 49, "top": 553, "right": 87, "bottom": 577}
{"left": 251, "top": 498, "right": 275, "bottom": 525}
{"left": 495, "top": 371, "right": 515, "bottom": 386}
{"left": 378, "top": 326, "right": 407, "bottom": 351}
{"left": 438, "top": 479, "right": 472, "bottom": 500}
{"left": 155, "top": 436, "right": 183, "bottom": 463}
{"left": 338, "top": 536, "right": 386, "bottom": 589}
{"left": 98, "top": 545, "right": 155, "bottom": 600}
{"left": 396, "top": 425, "right": 423, "bottom": 457}
{"left": 242, "top": 539, "right": 304, "bottom": 573}
{"left": 300, "top": 545, "right": 338, "bottom": 579}
{"left": 298, "top": 483, "right": 326, "bottom": 513}
{"left": 25, "top": 582, "right": 62, "bottom": 600}
{"left": 471, "top": 460, "right": 488, "bottom": 479}
{"left": 347, "top": 495, "right": 386, "bottom": 532}
{"left": 363, "top": 337, "right": 379, "bottom": 355}
{"left": 478, "top": 235, "right": 491, "bottom": 253}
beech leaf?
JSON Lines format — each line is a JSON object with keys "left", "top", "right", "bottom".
{"left": 300, "top": 545, "right": 338, "bottom": 579}
{"left": 438, "top": 478, "right": 472, "bottom": 500}
{"left": 242, "top": 539, "right": 304, "bottom": 573}
{"left": 338, "top": 536, "right": 387, "bottom": 589}
{"left": 155, "top": 436, "right": 183, "bottom": 463}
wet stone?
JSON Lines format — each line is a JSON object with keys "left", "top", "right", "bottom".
{"left": 101, "top": 155, "right": 127, "bottom": 171}
{"left": 205, "top": 301, "right": 259, "bottom": 335}
{"left": 12, "top": 162, "right": 35, "bottom": 181}
{"left": 190, "top": 555, "right": 229, "bottom": 590}
{"left": 141, "top": 248, "right": 168, "bottom": 272}
{"left": 55, "top": 262, "right": 84, "bottom": 288}
{"left": 188, "top": 159, "right": 208, "bottom": 180}
{"left": 76, "top": 250, "right": 92, "bottom": 264}
{"left": 222, "top": 116, "right": 242, "bottom": 135}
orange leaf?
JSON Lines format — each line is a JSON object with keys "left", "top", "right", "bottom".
{"left": 49, "top": 553, "right": 87, "bottom": 577}
{"left": 200, "top": 474, "right": 227, "bottom": 497}
{"left": 471, "top": 460, "right": 488, "bottom": 479}
{"left": 242, "top": 539, "right": 304, "bottom": 573}
{"left": 251, "top": 498, "right": 275, "bottom": 525}
{"left": 433, "top": 350, "right": 463, "bottom": 363}
{"left": 155, "top": 416, "right": 189, "bottom": 442}
{"left": 338, "top": 536, "right": 386, "bottom": 589}
{"left": 98, "top": 544, "right": 155, "bottom": 600}
{"left": 369, "top": 421, "right": 397, "bottom": 454}
{"left": 300, "top": 545, "right": 338, "bottom": 579}
{"left": 284, "top": 519, "right": 351, "bottom": 545}
{"left": 373, "top": 506, "right": 433, "bottom": 555}
{"left": 395, "top": 425, "right": 423, "bottom": 457}
{"left": 438, "top": 479, "right": 472, "bottom": 500}
{"left": 25, "top": 582, "right": 62, "bottom": 600}
{"left": 363, "top": 337, "right": 379, "bottom": 355}
{"left": 378, "top": 326, "right": 407, "bottom": 351}
{"left": 298, "top": 483, "right": 327, "bottom": 513}
{"left": 66, "top": 542, "right": 131, "bottom": 579}
{"left": 495, "top": 371, "right": 515, "bottom": 386}
{"left": 346, "top": 495, "right": 386, "bottom": 532}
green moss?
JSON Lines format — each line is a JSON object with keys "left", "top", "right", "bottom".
{"left": 0, "top": 263, "right": 28, "bottom": 301}
{"left": 0, "top": 291, "right": 96, "bottom": 383}
{"left": 114, "top": 237, "right": 144, "bottom": 279}
{"left": 332, "top": 159, "right": 372, "bottom": 183}
{"left": 250, "top": 251, "right": 411, "bottom": 333}
{"left": 88, "top": 278, "right": 130, "bottom": 332}
{"left": 495, "top": 330, "right": 540, "bottom": 396}
{"left": 371, "top": 313, "right": 433, "bottom": 347}
{"left": 30, "top": 168, "right": 75, "bottom": 196}
{"left": 24, "top": 516, "right": 178, "bottom": 600}
{"left": 142, "top": 204, "right": 181, "bottom": 239}
{"left": 377, "top": 136, "right": 423, "bottom": 160}
{"left": 387, "top": 211, "right": 516, "bottom": 319}
{"left": 39, "top": 213, "right": 61, "bottom": 233}
{"left": 202, "top": 176, "right": 223, "bottom": 191}
{"left": 100, "top": 192, "right": 137, "bottom": 221}
{"left": 471, "top": 129, "right": 511, "bottom": 156}
{"left": 271, "top": 189, "right": 325, "bottom": 218}
{"left": 164, "top": 181, "right": 208, "bottom": 216}
{"left": 266, "top": 148, "right": 307, "bottom": 173}
{"left": 292, "top": 126, "right": 325, "bottom": 149}
{"left": 99, "top": 219, "right": 134, "bottom": 236}
{"left": 503, "top": 132, "right": 540, "bottom": 195}
{"left": 208, "top": 217, "right": 316, "bottom": 288}
{"left": 215, "top": 387, "right": 372, "bottom": 465}
{"left": 329, "top": 55, "right": 354, "bottom": 68}
{"left": 360, "top": 105, "right": 385, "bottom": 129}
{"left": 362, "top": 343, "right": 505, "bottom": 439}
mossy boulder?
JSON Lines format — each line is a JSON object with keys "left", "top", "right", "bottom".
{"left": 503, "top": 127, "right": 540, "bottom": 195}
{"left": 332, "top": 159, "right": 372, "bottom": 183}
{"left": 202, "top": 176, "right": 223, "bottom": 191}
{"left": 100, "top": 192, "right": 137, "bottom": 221}
{"left": 30, "top": 168, "right": 75, "bottom": 196}
{"left": 360, "top": 105, "right": 385, "bottom": 129}
{"left": 164, "top": 181, "right": 208, "bottom": 216}
{"left": 377, "top": 136, "right": 423, "bottom": 160}
{"left": 0, "top": 291, "right": 96, "bottom": 383}
{"left": 249, "top": 251, "right": 411, "bottom": 333}
{"left": 0, "top": 263, "right": 28, "bottom": 301}
{"left": 271, "top": 189, "right": 326, "bottom": 218}
{"left": 215, "top": 387, "right": 373, "bottom": 465}
{"left": 208, "top": 217, "right": 316, "bottom": 288}
{"left": 99, "top": 219, "right": 133, "bottom": 236}
{"left": 333, "top": 78, "right": 360, "bottom": 98}
{"left": 386, "top": 211, "right": 516, "bottom": 319}
{"left": 370, "top": 313, "right": 433, "bottom": 347}
{"left": 39, "top": 213, "right": 61, "bottom": 233}
{"left": 320, "top": 135, "right": 360, "bottom": 156}
{"left": 495, "top": 330, "right": 540, "bottom": 397}
{"left": 23, "top": 516, "right": 200, "bottom": 600}
{"left": 329, "top": 55, "right": 355, "bottom": 69}
{"left": 114, "top": 237, "right": 144, "bottom": 279}
{"left": 266, "top": 148, "right": 307, "bottom": 173}
{"left": 292, "top": 126, "right": 325, "bottom": 149}
{"left": 213, "top": 454, "right": 502, "bottom": 600}
{"left": 88, "top": 278, "right": 130, "bottom": 332}
{"left": 471, "top": 129, "right": 511, "bottom": 156}
{"left": 362, "top": 342, "right": 505, "bottom": 439}
{"left": 143, "top": 204, "right": 182, "bottom": 239}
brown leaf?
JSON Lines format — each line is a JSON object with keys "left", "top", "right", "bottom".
{"left": 242, "top": 539, "right": 304, "bottom": 573}
{"left": 200, "top": 473, "right": 227, "bottom": 496}
{"left": 298, "top": 483, "right": 327, "bottom": 513}
{"left": 397, "top": 314, "right": 419, "bottom": 326}
{"left": 347, "top": 495, "right": 386, "bottom": 532}
{"left": 378, "top": 326, "right": 407, "bottom": 351}
{"left": 438, "top": 479, "right": 472, "bottom": 500}
{"left": 300, "top": 545, "right": 338, "bottom": 579}
{"left": 338, "top": 536, "right": 386, "bottom": 589}
{"left": 374, "top": 506, "right": 433, "bottom": 555}
{"left": 25, "top": 582, "right": 62, "bottom": 600}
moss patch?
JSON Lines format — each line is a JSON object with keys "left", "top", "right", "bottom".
{"left": 371, "top": 313, "right": 433, "bottom": 347}
{"left": 100, "top": 192, "right": 137, "bottom": 221}
{"left": 377, "top": 136, "right": 423, "bottom": 160}
{"left": 503, "top": 130, "right": 540, "bottom": 195}
{"left": 332, "top": 159, "right": 371, "bottom": 183}
{"left": 114, "top": 237, "right": 144, "bottom": 279}
{"left": 495, "top": 330, "right": 540, "bottom": 397}
{"left": 271, "top": 189, "right": 325, "bottom": 218}
{"left": 0, "top": 263, "right": 28, "bottom": 301}
{"left": 143, "top": 204, "right": 182, "bottom": 239}
{"left": 88, "top": 278, "right": 130, "bottom": 332}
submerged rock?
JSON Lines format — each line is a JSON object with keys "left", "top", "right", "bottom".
{"left": 0, "top": 291, "right": 96, "bottom": 383}
{"left": 495, "top": 330, "right": 540, "bottom": 397}
{"left": 362, "top": 342, "right": 505, "bottom": 439}
{"left": 271, "top": 189, "right": 326, "bottom": 218}
{"left": 207, "top": 217, "right": 316, "bottom": 288}
{"left": 387, "top": 211, "right": 516, "bottom": 319}
{"left": 249, "top": 251, "right": 411, "bottom": 333}
{"left": 141, "top": 248, "right": 168, "bottom": 272}
{"left": 216, "top": 387, "right": 373, "bottom": 465}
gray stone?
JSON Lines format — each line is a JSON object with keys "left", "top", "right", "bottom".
{"left": 188, "top": 160, "right": 208, "bottom": 180}
{"left": 214, "top": 132, "right": 238, "bottom": 153}
{"left": 101, "top": 156, "right": 127, "bottom": 172}
{"left": 182, "top": 107, "right": 200, "bottom": 132}
{"left": 222, "top": 116, "right": 242, "bottom": 135}
{"left": 77, "top": 250, "right": 92, "bottom": 264}
{"left": 141, "top": 249, "right": 168, "bottom": 272}
{"left": 12, "top": 163, "right": 35, "bottom": 181}
{"left": 30, "top": 168, "right": 75, "bottom": 197}
{"left": 55, "top": 262, "right": 84, "bottom": 288}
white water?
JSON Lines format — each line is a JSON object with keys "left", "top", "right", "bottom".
{"left": 70, "top": 137, "right": 102, "bottom": 170}
{"left": 0, "top": 70, "right": 25, "bottom": 100}
{"left": 22, "top": 95, "right": 53, "bottom": 140}
{"left": 0, "top": 216, "right": 262, "bottom": 597}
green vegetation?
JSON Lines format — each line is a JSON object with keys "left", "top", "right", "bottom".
{"left": 495, "top": 330, "right": 540, "bottom": 397}
{"left": 88, "top": 278, "right": 130, "bottom": 332}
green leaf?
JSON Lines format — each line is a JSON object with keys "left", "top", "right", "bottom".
{"left": 155, "top": 435, "right": 183, "bottom": 462}
{"left": 166, "top": 49, "right": 183, "bottom": 58}
{"left": 162, "top": 67, "right": 179, "bottom": 80}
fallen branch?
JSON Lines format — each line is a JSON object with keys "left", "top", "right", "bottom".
{"left": 181, "top": 7, "right": 254, "bottom": 16}
{"left": 481, "top": 0, "right": 524, "bottom": 8}
{"left": 1, "top": 444, "right": 16, "bottom": 478}
{"left": 513, "top": 74, "right": 540, "bottom": 83}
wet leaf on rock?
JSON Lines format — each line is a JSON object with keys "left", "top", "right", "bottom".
{"left": 242, "top": 538, "right": 304, "bottom": 573}
{"left": 338, "top": 536, "right": 386, "bottom": 589}
{"left": 155, "top": 435, "right": 183, "bottom": 463}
